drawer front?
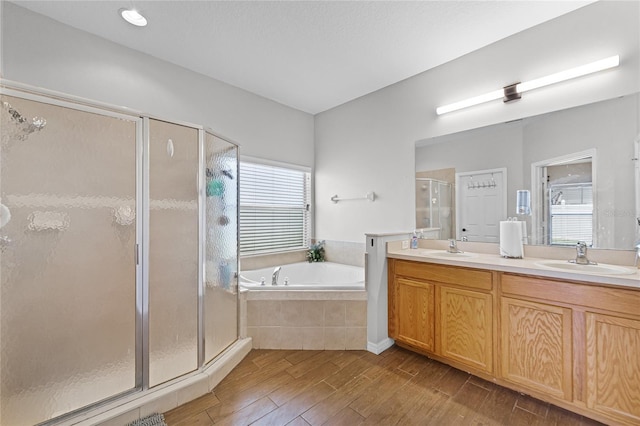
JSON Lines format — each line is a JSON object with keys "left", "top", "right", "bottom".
{"left": 501, "top": 273, "right": 640, "bottom": 317}
{"left": 395, "top": 260, "right": 492, "bottom": 291}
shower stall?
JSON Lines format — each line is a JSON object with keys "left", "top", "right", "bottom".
{"left": 415, "top": 178, "right": 453, "bottom": 240}
{"left": 0, "top": 83, "right": 239, "bottom": 425}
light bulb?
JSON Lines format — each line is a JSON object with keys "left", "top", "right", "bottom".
{"left": 119, "top": 8, "right": 147, "bottom": 27}
{"left": 517, "top": 55, "right": 619, "bottom": 93}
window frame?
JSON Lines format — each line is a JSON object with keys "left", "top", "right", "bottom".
{"left": 549, "top": 182, "right": 594, "bottom": 246}
{"left": 238, "top": 156, "right": 312, "bottom": 256}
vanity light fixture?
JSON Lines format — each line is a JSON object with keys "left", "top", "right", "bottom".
{"left": 436, "top": 55, "right": 620, "bottom": 115}
{"left": 119, "top": 8, "right": 148, "bottom": 27}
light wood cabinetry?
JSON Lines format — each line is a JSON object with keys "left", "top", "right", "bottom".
{"left": 500, "top": 272, "right": 640, "bottom": 420}
{"left": 388, "top": 259, "right": 494, "bottom": 375}
{"left": 388, "top": 258, "right": 640, "bottom": 425}
{"left": 585, "top": 313, "right": 640, "bottom": 424}
{"left": 395, "top": 277, "right": 435, "bottom": 352}
{"left": 440, "top": 286, "right": 493, "bottom": 373}
{"left": 501, "top": 297, "right": 572, "bottom": 400}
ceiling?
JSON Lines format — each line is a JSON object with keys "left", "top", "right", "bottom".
{"left": 10, "top": 1, "right": 595, "bottom": 114}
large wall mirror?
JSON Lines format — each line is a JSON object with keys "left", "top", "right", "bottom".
{"left": 415, "top": 92, "right": 639, "bottom": 250}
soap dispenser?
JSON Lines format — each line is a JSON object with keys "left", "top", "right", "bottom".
{"left": 410, "top": 231, "right": 418, "bottom": 249}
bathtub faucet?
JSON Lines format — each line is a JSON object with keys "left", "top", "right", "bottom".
{"left": 271, "top": 266, "right": 281, "bottom": 286}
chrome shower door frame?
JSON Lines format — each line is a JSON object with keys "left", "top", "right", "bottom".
{"left": 0, "top": 81, "right": 145, "bottom": 424}
{"left": 1, "top": 80, "right": 241, "bottom": 424}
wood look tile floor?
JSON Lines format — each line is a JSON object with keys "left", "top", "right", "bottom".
{"left": 163, "top": 346, "right": 604, "bottom": 426}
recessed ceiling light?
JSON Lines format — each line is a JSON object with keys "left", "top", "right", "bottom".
{"left": 119, "top": 8, "right": 147, "bottom": 27}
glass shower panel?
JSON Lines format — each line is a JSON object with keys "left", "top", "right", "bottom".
{"left": 0, "top": 95, "right": 138, "bottom": 425}
{"left": 148, "top": 119, "right": 199, "bottom": 387}
{"left": 437, "top": 181, "right": 453, "bottom": 239}
{"left": 415, "top": 178, "right": 453, "bottom": 240}
{"left": 204, "top": 132, "right": 238, "bottom": 363}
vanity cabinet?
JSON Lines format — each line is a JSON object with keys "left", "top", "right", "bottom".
{"left": 440, "top": 286, "right": 493, "bottom": 373}
{"left": 388, "top": 259, "right": 494, "bottom": 375}
{"left": 394, "top": 277, "right": 436, "bottom": 352}
{"left": 388, "top": 258, "right": 640, "bottom": 425}
{"left": 501, "top": 272, "right": 640, "bottom": 421}
{"left": 585, "top": 313, "right": 640, "bottom": 424}
{"left": 500, "top": 297, "right": 572, "bottom": 401}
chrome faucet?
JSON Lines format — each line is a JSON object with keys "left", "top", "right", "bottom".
{"left": 271, "top": 266, "right": 281, "bottom": 286}
{"left": 570, "top": 241, "right": 597, "bottom": 265}
{"left": 635, "top": 240, "right": 640, "bottom": 268}
{"left": 447, "top": 239, "right": 463, "bottom": 253}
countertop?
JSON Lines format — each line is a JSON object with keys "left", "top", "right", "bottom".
{"left": 387, "top": 241, "right": 640, "bottom": 290}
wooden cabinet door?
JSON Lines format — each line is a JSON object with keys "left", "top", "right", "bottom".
{"left": 501, "top": 297, "right": 572, "bottom": 400}
{"left": 440, "top": 286, "right": 493, "bottom": 373}
{"left": 395, "top": 277, "right": 435, "bottom": 353}
{"left": 586, "top": 313, "right": 640, "bottom": 424}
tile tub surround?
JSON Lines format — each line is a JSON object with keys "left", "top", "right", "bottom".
{"left": 240, "top": 249, "right": 307, "bottom": 271}
{"left": 315, "top": 239, "right": 366, "bottom": 267}
{"left": 240, "top": 240, "right": 365, "bottom": 273}
{"left": 240, "top": 241, "right": 366, "bottom": 350}
{"left": 243, "top": 291, "right": 367, "bottom": 350}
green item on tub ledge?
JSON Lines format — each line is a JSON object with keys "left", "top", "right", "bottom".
{"left": 207, "top": 179, "right": 224, "bottom": 197}
{"left": 307, "top": 240, "right": 325, "bottom": 263}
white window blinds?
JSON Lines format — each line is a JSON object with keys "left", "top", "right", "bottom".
{"left": 550, "top": 184, "right": 593, "bottom": 246}
{"left": 239, "top": 160, "right": 311, "bottom": 255}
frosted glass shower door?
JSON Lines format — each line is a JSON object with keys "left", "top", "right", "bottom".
{"left": 0, "top": 94, "right": 139, "bottom": 425}
{"left": 147, "top": 119, "right": 199, "bottom": 387}
{"left": 416, "top": 178, "right": 453, "bottom": 239}
{"left": 204, "top": 132, "right": 238, "bottom": 363}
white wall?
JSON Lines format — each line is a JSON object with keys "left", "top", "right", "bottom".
{"left": 315, "top": 1, "right": 640, "bottom": 242}
{"left": 0, "top": 2, "right": 314, "bottom": 167}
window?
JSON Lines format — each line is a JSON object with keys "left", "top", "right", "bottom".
{"left": 550, "top": 183, "right": 593, "bottom": 246}
{"left": 239, "top": 159, "right": 311, "bottom": 255}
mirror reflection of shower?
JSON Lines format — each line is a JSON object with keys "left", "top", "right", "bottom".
{"left": 1, "top": 100, "right": 47, "bottom": 145}
{"left": 416, "top": 178, "right": 453, "bottom": 239}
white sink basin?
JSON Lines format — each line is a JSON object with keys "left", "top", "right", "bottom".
{"left": 419, "top": 250, "right": 477, "bottom": 259}
{"left": 534, "top": 260, "right": 636, "bottom": 276}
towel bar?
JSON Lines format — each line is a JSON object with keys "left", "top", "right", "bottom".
{"left": 331, "top": 191, "right": 376, "bottom": 203}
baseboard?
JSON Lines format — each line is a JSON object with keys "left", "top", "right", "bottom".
{"left": 367, "top": 337, "right": 395, "bottom": 355}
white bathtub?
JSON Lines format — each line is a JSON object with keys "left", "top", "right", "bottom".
{"left": 240, "top": 261, "right": 364, "bottom": 290}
